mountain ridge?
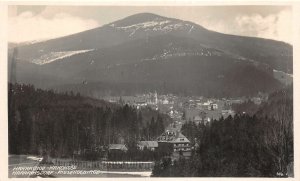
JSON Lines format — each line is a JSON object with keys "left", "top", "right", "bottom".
{"left": 8, "top": 12, "right": 292, "bottom": 97}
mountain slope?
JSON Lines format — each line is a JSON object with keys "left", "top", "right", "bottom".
{"left": 11, "top": 13, "right": 292, "bottom": 73}
{"left": 8, "top": 13, "right": 291, "bottom": 97}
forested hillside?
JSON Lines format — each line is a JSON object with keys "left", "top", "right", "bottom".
{"left": 152, "top": 85, "right": 293, "bottom": 177}
{"left": 8, "top": 83, "right": 170, "bottom": 159}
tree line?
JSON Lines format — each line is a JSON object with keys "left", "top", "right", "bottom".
{"left": 152, "top": 85, "right": 293, "bottom": 177}
{"left": 8, "top": 83, "right": 168, "bottom": 160}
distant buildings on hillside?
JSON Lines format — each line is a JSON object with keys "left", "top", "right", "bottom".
{"left": 103, "top": 92, "right": 266, "bottom": 127}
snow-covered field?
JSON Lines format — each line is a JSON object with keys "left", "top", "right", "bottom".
{"left": 32, "top": 49, "right": 94, "bottom": 65}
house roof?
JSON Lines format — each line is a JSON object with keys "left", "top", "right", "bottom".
{"left": 170, "top": 132, "right": 190, "bottom": 143}
{"left": 157, "top": 131, "right": 190, "bottom": 143}
{"left": 138, "top": 141, "right": 158, "bottom": 148}
{"left": 109, "top": 144, "right": 128, "bottom": 151}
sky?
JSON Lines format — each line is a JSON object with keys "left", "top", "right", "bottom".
{"left": 8, "top": 5, "right": 293, "bottom": 44}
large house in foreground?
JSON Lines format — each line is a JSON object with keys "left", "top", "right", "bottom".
{"left": 157, "top": 130, "right": 192, "bottom": 160}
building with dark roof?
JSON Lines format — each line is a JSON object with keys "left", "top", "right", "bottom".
{"left": 157, "top": 130, "right": 192, "bottom": 160}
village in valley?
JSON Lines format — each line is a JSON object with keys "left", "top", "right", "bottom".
{"left": 101, "top": 91, "right": 267, "bottom": 161}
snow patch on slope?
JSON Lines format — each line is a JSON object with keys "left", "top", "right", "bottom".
{"left": 113, "top": 19, "right": 192, "bottom": 35}
{"left": 116, "top": 20, "right": 171, "bottom": 30}
{"left": 32, "top": 49, "right": 94, "bottom": 65}
{"left": 273, "top": 69, "right": 293, "bottom": 77}
{"left": 141, "top": 45, "right": 223, "bottom": 61}
{"left": 273, "top": 69, "right": 293, "bottom": 85}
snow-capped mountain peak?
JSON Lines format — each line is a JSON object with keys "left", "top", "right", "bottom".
{"left": 108, "top": 13, "right": 195, "bottom": 36}
{"left": 111, "top": 19, "right": 171, "bottom": 29}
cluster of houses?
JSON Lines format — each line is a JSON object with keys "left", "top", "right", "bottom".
{"left": 105, "top": 92, "right": 158, "bottom": 108}
{"left": 108, "top": 130, "right": 192, "bottom": 161}
{"left": 129, "top": 93, "right": 178, "bottom": 110}
{"left": 105, "top": 92, "right": 263, "bottom": 125}
{"left": 182, "top": 97, "right": 240, "bottom": 124}
{"left": 104, "top": 92, "right": 178, "bottom": 110}
{"left": 183, "top": 99, "right": 218, "bottom": 110}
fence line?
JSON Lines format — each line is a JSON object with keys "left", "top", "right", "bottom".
{"left": 53, "top": 160, "right": 154, "bottom": 170}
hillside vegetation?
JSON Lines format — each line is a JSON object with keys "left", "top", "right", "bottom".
{"left": 152, "top": 85, "right": 293, "bottom": 177}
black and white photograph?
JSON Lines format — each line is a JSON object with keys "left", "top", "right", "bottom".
{"left": 2, "top": 2, "right": 297, "bottom": 178}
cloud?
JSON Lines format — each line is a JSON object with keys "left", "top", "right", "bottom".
{"left": 199, "top": 9, "right": 292, "bottom": 44}
{"left": 8, "top": 8, "right": 292, "bottom": 44}
{"left": 235, "top": 10, "right": 292, "bottom": 44}
{"left": 8, "top": 11, "right": 100, "bottom": 43}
